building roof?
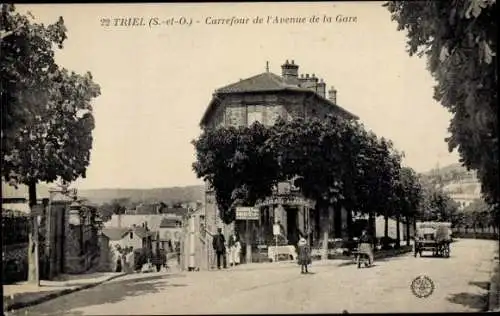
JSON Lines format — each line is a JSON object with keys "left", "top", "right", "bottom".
{"left": 2, "top": 182, "right": 51, "bottom": 199}
{"left": 200, "top": 71, "right": 358, "bottom": 126}
{"left": 132, "top": 225, "right": 153, "bottom": 238}
{"left": 101, "top": 227, "right": 130, "bottom": 240}
{"left": 159, "top": 218, "right": 180, "bottom": 228}
{"left": 101, "top": 226, "right": 154, "bottom": 240}
{"left": 162, "top": 208, "right": 189, "bottom": 217}
{"left": 216, "top": 72, "right": 305, "bottom": 94}
{"left": 104, "top": 213, "right": 183, "bottom": 232}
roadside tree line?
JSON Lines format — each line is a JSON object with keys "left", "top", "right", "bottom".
{"left": 192, "top": 115, "right": 424, "bottom": 257}
{"left": 385, "top": 0, "right": 498, "bottom": 244}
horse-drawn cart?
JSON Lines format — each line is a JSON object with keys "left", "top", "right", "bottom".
{"left": 414, "top": 222, "right": 451, "bottom": 258}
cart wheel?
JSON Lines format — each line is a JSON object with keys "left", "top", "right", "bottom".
{"left": 444, "top": 245, "right": 450, "bottom": 258}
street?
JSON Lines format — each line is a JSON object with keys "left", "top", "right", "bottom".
{"left": 9, "top": 239, "right": 497, "bottom": 315}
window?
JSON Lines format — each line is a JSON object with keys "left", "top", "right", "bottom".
{"left": 129, "top": 232, "right": 133, "bottom": 239}
{"left": 247, "top": 105, "right": 263, "bottom": 126}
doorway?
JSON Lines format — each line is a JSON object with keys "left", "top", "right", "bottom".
{"left": 286, "top": 208, "right": 298, "bottom": 246}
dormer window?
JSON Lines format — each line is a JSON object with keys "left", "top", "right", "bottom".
{"left": 129, "top": 232, "right": 133, "bottom": 239}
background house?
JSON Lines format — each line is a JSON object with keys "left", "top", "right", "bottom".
{"left": 98, "top": 225, "right": 154, "bottom": 272}
{"left": 157, "top": 217, "right": 183, "bottom": 251}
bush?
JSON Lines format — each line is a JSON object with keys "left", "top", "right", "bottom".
{"left": 452, "top": 232, "right": 499, "bottom": 240}
{"left": 2, "top": 258, "right": 28, "bottom": 284}
{"left": 380, "top": 236, "right": 395, "bottom": 250}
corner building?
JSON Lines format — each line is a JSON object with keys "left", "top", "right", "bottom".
{"left": 198, "top": 60, "right": 359, "bottom": 268}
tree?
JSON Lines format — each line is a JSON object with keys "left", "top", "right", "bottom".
{"left": 1, "top": 4, "right": 67, "bottom": 161}
{"left": 396, "top": 167, "right": 422, "bottom": 246}
{"left": 192, "top": 115, "right": 415, "bottom": 259}
{"left": 1, "top": 5, "right": 101, "bottom": 283}
{"left": 385, "top": 0, "right": 498, "bottom": 238}
{"left": 265, "top": 116, "right": 348, "bottom": 259}
{"left": 418, "top": 181, "right": 460, "bottom": 224}
{"left": 192, "top": 122, "right": 280, "bottom": 224}
{"left": 462, "top": 199, "right": 496, "bottom": 233}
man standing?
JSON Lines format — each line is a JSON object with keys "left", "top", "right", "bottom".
{"left": 212, "top": 228, "right": 227, "bottom": 269}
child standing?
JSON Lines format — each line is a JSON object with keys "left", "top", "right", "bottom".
{"left": 297, "top": 236, "right": 311, "bottom": 274}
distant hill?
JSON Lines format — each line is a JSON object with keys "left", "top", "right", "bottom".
{"left": 419, "top": 163, "right": 481, "bottom": 196}
{"left": 78, "top": 185, "right": 205, "bottom": 205}
{"left": 421, "top": 163, "right": 463, "bottom": 176}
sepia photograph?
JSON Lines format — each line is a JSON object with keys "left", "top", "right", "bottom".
{"left": 1, "top": 1, "right": 498, "bottom": 314}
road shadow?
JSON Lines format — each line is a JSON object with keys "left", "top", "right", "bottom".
{"left": 11, "top": 273, "right": 187, "bottom": 316}
{"left": 415, "top": 254, "right": 452, "bottom": 259}
{"left": 446, "top": 292, "right": 488, "bottom": 311}
{"left": 337, "top": 261, "right": 356, "bottom": 267}
{"left": 469, "top": 281, "right": 490, "bottom": 291}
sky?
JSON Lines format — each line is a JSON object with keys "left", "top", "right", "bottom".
{"left": 17, "top": 2, "right": 460, "bottom": 190}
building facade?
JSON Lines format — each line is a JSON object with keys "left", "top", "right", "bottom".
{"left": 198, "top": 60, "right": 359, "bottom": 267}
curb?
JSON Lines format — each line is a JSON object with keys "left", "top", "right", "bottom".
{"left": 5, "top": 273, "right": 126, "bottom": 312}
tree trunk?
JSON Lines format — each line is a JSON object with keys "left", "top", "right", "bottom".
{"left": 413, "top": 217, "right": 417, "bottom": 237}
{"left": 383, "top": 211, "right": 389, "bottom": 249}
{"left": 405, "top": 215, "right": 411, "bottom": 246}
{"left": 320, "top": 205, "right": 333, "bottom": 261}
{"left": 396, "top": 214, "right": 401, "bottom": 249}
{"left": 347, "top": 209, "right": 353, "bottom": 238}
{"left": 368, "top": 211, "right": 375, "bottom": 240}
{"left": 384, "top": 213, "right": 389, "bottom": 238}
{"left": 27, "top": 181, "right": 39, "bottom": 285}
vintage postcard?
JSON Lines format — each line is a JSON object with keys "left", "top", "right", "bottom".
{"left": 2, "top": 1, "right": 498, "bottom": 315}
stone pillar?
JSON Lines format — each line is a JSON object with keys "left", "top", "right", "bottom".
{"left": 64, "top": 205, "right": 84, "bottom": 274}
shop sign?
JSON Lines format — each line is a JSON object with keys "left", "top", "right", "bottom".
{"left": 235, "top": 207, "right": 260, "bottom": 220}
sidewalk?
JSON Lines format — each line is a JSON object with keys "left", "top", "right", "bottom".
{"left": 3, "top": 272, "right": 126, "bottom": 312}
{"left": 488, "top": 252, "right": 500, "bottom": 312}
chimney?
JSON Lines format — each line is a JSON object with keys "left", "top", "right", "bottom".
{"left": 328, "top": 86, "right": 338, "bottom": 104}
{"left": 301, "top": 73, "right": 319, "bottom": 91}
{"left": 281, "top": 59, "right": 299, "bottom": 84}
{"left": 317, "top": 79, "right": 326, "bottom": 98}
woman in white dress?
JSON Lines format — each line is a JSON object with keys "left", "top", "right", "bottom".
{"left": 228, "top": 234, "right": 241, "bottom": 267}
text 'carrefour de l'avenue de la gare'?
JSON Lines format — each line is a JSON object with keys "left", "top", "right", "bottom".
{"left": 205, "top": 15, "right": 358, "bottom": 26}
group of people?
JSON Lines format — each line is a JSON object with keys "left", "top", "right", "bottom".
{"left": 212, "top": 228, "right": 242, "bottom": 269}
{"left": 212, "top": 227, "right": 375, "bottom": 273}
